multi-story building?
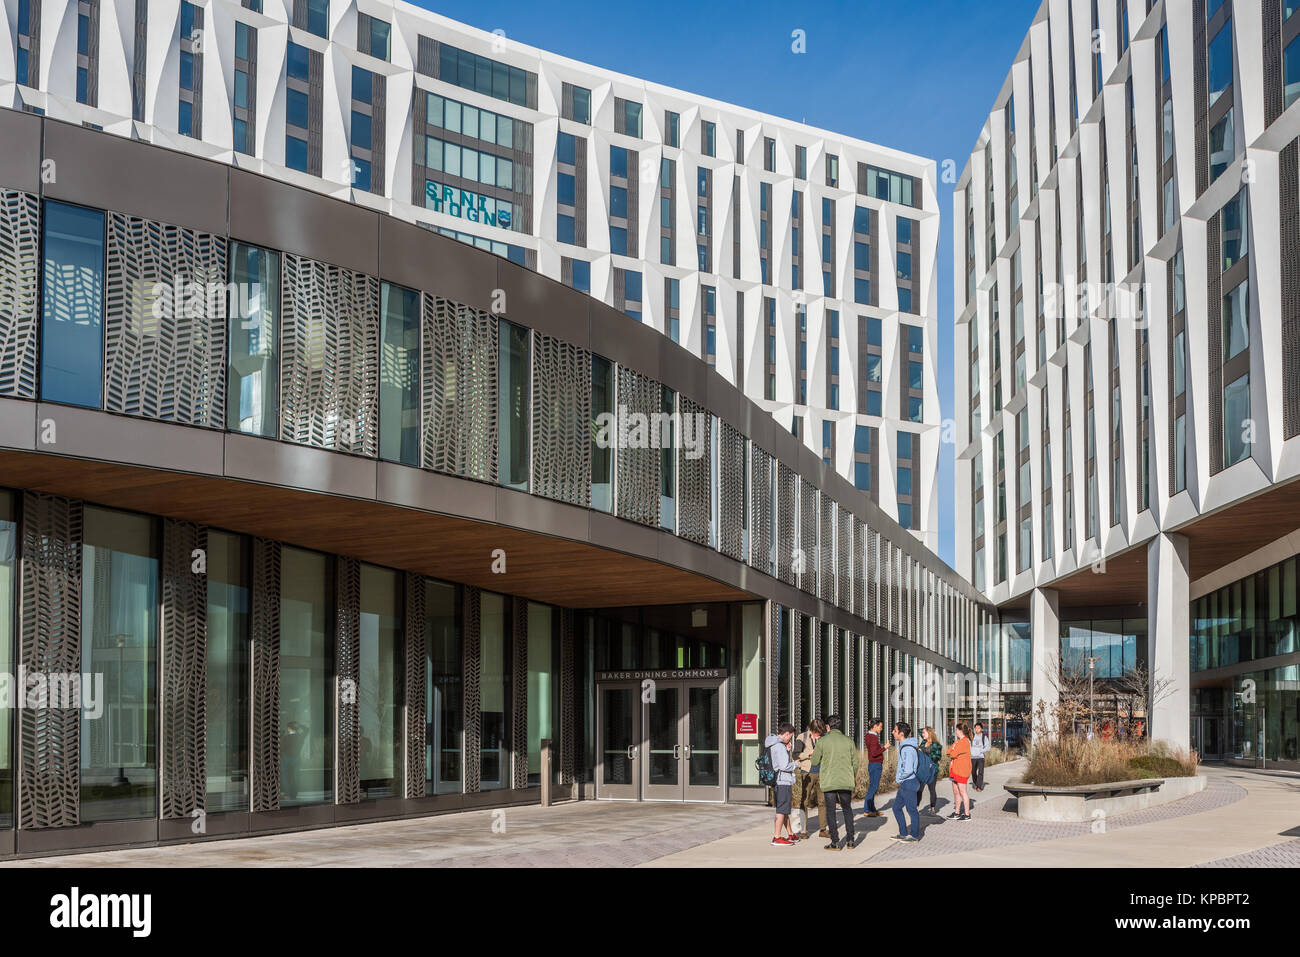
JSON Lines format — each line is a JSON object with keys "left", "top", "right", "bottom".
{"left": 956, "top": 0, "right": 1300, "bottom": 768}
{"left": 0, "top": 0, "right": 941, "bottom": 549}
{"left": 0, "top": 1, "right": 983, "bottom": 854}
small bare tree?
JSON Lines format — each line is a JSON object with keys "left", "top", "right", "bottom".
{"left": 1114, "top": 662, "right": 1178, "bottom": 739}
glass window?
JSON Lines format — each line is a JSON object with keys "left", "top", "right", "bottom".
{"left": 358, "top": 564, "right": 401, "bottom": 799}
{"left": 591, "top": 355, "right": 614, "bottom": 512}
{"left": 610, "top": 186, "right": 628, "bottom": 219}
{"left": 1286, "top": 36, "right": 1300, "bottom": 109}
{"left": 527, "top": 602, "right": 557, "bottom": 786}
{"left": 1209, "top": 108, "right": 1234, "bottom": 182}
{"left": 1207, "top": 19, "right": 1233, "bottom": 107}
{"left": 306, "top": 0, "right": 328, "bottom": 38}
{"left": 1222, "top": 192, "right": 1248, "bottom": 269}
{"left": 557, "top": 131, "right": 575, "bottom": 166}
{"left": 479, "top": 592, "right": 511, "bottom": 790}
{"left": 867, "top": 317, "right": 882, "bottom": 347}
{"left": 180, "top": 50, "right": 195, "bottom": 92}
{"left": 572, "top": 86, "right": 590, "bottom": 124}
{"left": 665, "top": 110, "right": 679, "bottom": 148}
{"left": 610, "top": 146, "right": 628, "bottom": 179}
{"left": 351, "top": 111, "right": 372, "bottom": 152}
{"left": 1223, "top": 284, "right": 1249, "bottom": 361}
{"left": 909, "top": 396, "right": 923, "bottom": 422}
{"left": 81, "top": 507, "right": 158, "bottom": 821}
{"left": 227, "top": 242, "right": 280, "bottom": 436}
{"left": 352, "top": 66, "right": 372, "bottom": 106}
{"left": 866, "top": 390, "right": 881, "bottom": 416}
{"left": 1173, "top": 331, "right": 1186, "bottom": 397}
{"left": 206, "top": 530, "right": 249, "bottom": 812}
{"left": 286, "top": 42, "right": 309, "bottom": 82}
{"left": 368, "top": 17, "right": 390, "bottom": 61}
{"left": 897, "top": 466, "right": 912, "bottom": 495}
{"left": 379, "top": 283, "right": 421, "bottom": 466}
{"left": 572, "top": 259, "right": 590, "bottom": 293}
{"left": 1223, "top": 373, "right": 1251, "bottom": 466}
{"left": 498, "top": 320, "right": 530, "bottom": 491}
{"left": 286, "top": 135, "right": 308, "bottom": 172}
{"left": 41, "top": 201, "right": 105, "bottom": 408}
{"left": 286, "top": 88, "right": 309, "bottom": 130}
{"left": 279, "top": 546, "right": 333, "bottom": 807}
{"left": 660, "top": 387, "right": 676, "bottom": 530}
{"left": 0, "top": 494, "right": 15, "bottom": 827}
{"left": 426, "top": 581, "right": 461, "bottom": 793}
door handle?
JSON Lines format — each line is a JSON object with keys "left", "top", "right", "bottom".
{"left": 626, "top": 745, "right": 639, "bottom": 760}
{"left": 673, "top": 744, "right": 681, "bottom": 760}
{"left": 683, "top": 744, "right": 692, "bottom": 758}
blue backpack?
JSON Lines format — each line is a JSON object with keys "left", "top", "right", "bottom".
{"left": 756, "top": 742, "right": 777, "bottom": 786}
{"left": 905, "top": 743, "right": 937, "bottom": 785}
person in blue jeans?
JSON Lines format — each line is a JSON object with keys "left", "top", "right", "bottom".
{"left": 862, "top": 717, "right": 886, "bottom": 816}
{"left": 890, "top": 721, "right": 921, "bottom": 842}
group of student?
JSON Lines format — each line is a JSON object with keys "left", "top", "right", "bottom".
{"left": 763, "top": 717, "right": 992, "bottom": 850}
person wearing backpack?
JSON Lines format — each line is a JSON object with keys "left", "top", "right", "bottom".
{"left": 918, "top": 726, "right": 944, "bottom": 815}
{"left": 947, "top": 722, "right": 973, "bottom": 821}
{"left": 970, "top": 721, "right": 991, "bottom": 791}
{"left": 792, "top": 719, "right": 826, "bottom": 839}
{"left": 762, "top": 723, "right": 799, "bottom": 846}
{"left": 806, "top": 715, "right": 860, "bottom": 850}
{"left": 890, "top": 721, "right": 922, "bottom": 842}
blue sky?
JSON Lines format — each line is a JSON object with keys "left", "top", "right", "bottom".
{"left": 411, "top": 0, "right": 1040, "bottom": 566}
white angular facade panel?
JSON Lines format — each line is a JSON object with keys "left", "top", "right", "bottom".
{"left": 0, "top": 0, "right": 941, "bottom": 549}
{"left": 956, "top": 0, "right": 1300, "bottom": 605}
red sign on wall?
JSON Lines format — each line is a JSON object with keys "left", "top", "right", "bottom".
{"left": 735, "top": 713, "right": 758, "bottom": 740}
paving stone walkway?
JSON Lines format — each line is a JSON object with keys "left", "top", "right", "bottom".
{"left": 1194, "top": 839, "right": 1300, "bottom": 868}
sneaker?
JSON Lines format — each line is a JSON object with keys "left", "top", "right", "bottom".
{"left": 889, "top": 833, "right": 907, "bottom": 841}
{"left": 947, "top": 811, "right": 961, "bottom": 820}
{"left": 771, "top": 837, "right": 793, "bottom": 846}
{"left": 868, "top": 811, "right": 884, "bottom": 818}
{"left": 846, "top": 836, "right": 860, "bottom": 849}
{"left": 818, "top": 828, "right": 830, "bottom": 838}
{"left": 899, "top": 835, "right": 919, "bottom": 843}
{"left": 786, "top": 833, "right": 801, "bottom": 843}
{"left": 959, "top": 813, "right": 971, "bottom": 821}
{"left": 823, "top": 842, "right": 842, "bottom": 851}
{"left": 926, "top": 806, "right": 937, "bottom": 814}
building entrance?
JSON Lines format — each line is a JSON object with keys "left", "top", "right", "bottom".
{"left": 595, "top": 672, "right": 727, "bottom": 802}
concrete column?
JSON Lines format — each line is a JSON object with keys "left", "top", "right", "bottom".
{"left": 1147, "top": 532, "right": 1191, "bottom": 749}
{"left": 1030, "top": 587, "right": 1061, "bottom": 738}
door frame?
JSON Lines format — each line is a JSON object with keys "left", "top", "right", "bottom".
{"left": 594, "top": 671, "right": 729, "bottom": 803}
{"left": 595, "top": 681, "right": 641, "bottom": 800}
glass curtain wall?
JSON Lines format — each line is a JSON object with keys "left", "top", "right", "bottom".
{"left": 226, "top": 242, "right": 281, "bottom": 435}
{"left": 497, "top": 321, "right": 530, "bottom": 491}
{"left": 379, "top": 283, "right": 421, "bottom": 466}
{"left": 358, "top": 563, "right": 401, "bottom": 799}
{"left": 0, "top": 493, "right": 14, "bottom": 827}
{"left": 81, "top": 507, "right": 158, "bottom": 822}
{"left": 206, "top": 530, "right": 250, "bottom": 812}
{"left": 41, "top": 201, "right": 105, "bottom": 408}
{"left": 479, "top": 592, "right": 511, "bottom": 790}
{"left": 279, "top": 547, "right": 333, "bottom": 807}
{"left": 526, "top": 602, "right": 556, "bottom": 786}
{"left": 591, "top": 355, "right": 614, "bottom": 512}
{"left": 426, "top": 580, "right": 462, "bottom": 793}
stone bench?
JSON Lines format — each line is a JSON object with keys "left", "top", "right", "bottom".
{"left": 1004, "top": 775, "right": 1207, "bottom": 822}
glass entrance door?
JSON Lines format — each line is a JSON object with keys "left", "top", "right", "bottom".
{"left": 596, "top": 683, "right": 640, "bottom": 800}
{"left": 683, "top": 683, "right": 724, "bottom": 801}
{"left": 595, "top": 678, "right": 726, "bottom": 802}
{"left": 642, "top": 686, "right": 682, "bottom": 800}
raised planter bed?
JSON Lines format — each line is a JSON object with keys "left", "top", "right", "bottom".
{"left": 1004, "top": 774, "right": 1206, "bottom": 822}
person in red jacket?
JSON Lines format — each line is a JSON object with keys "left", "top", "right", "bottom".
{"left": 947, "top": 722, "right": 973, "bottom": 821}
{"left": 861, "top": 717, "right": 887, "bottom": 817}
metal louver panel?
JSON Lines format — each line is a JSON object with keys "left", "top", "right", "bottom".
{"left": 424, "top": 296, "right": 498, "bottom": 481}
{"left": 767, "top": 602, "right": 780, "bottom": 725}
{"left": 808, "top": 618, "right": 820, "bottom": 718}
{"left": 531, "top": 333, "right": 591, "bottom": 506}
{"left": 718, "top": 423, "right": 745, "bottom": 561}
{"left": 511, "top": 597, "right": 529, "bottom": 789}
{"left": 677, "top": 397, "right": 711, "bottom": 545}
{"left": 819, "top": 495, "right": 835, "bottom": 603}
{"left": 335, "top": 556, "right": 361, "bottom": 805}
{"left": 161, "top": 519, "right": 207, "bottom": 819}
{"left": 800, "top": 480, "right": 818, "bottom": 595}
{"left": 854, "top": 518, "right": 867, "bottom": 618}
{"left": 18, "top": 493, "right": 82, "bottom": 829}
{"left": 251, "top": 538, "right": 281, "bottom": 812}
{"left": 1282, "top": 141, "right": 1300, "bottom": 440}
{"left": 462, "top": 586, "right": 482, "bottom": 793}
{"left": 749, "top": 444, "right": 773, "bottom": 572}
{"left": 404, "top": 571, "right": 426, "bottom": 799}
{"left": 280, "top": 255, "right": 380, "bottom": 456}
{"left": 776, "top": 463, "right": 796, "bottom": 584}
{"left": 838, "top": 508, "right": 852, "bottom": 611}
{"left": 104, "top": 213, "right": 227, "bottom": 426}
{"left": 616, "top": 367, "right": 661, "bottom": 526}
{"left": 0, "top": 190, "right": 39, "bottom": 399}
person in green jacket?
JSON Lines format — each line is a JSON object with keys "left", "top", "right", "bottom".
{"left": 806, "top": 715, "right": 860, "bottom": 850}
